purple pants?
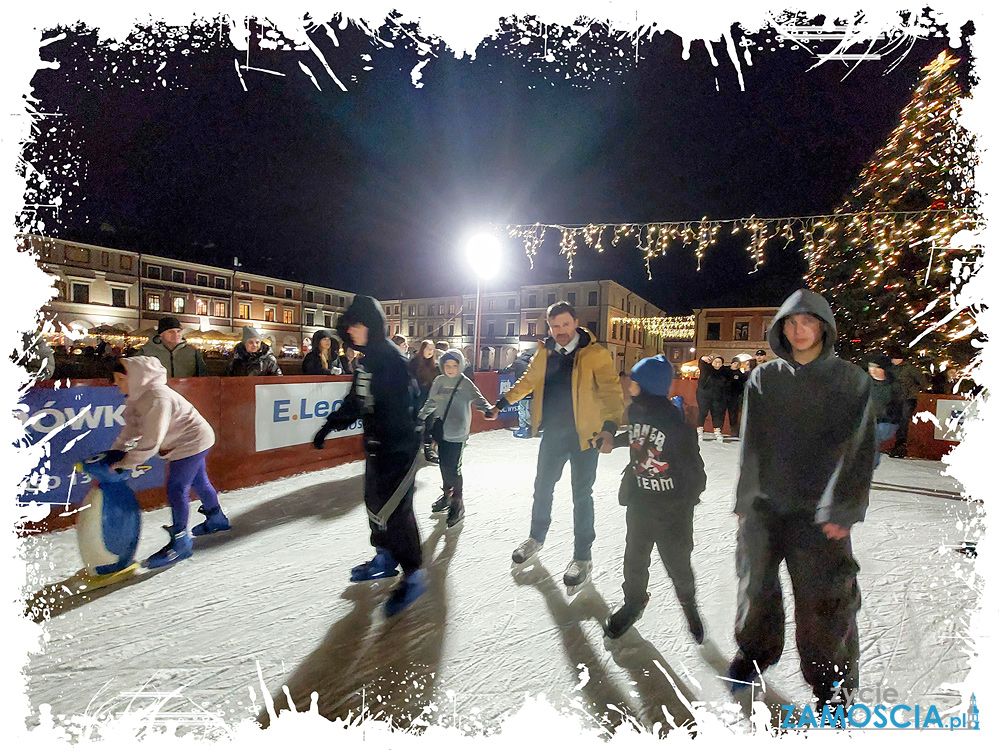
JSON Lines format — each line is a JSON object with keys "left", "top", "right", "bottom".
{"left": 166, "top": 449, "right": 220, "bottom": 532}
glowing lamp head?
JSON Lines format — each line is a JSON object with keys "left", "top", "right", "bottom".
{"left": 465, "top": 233, "right": 502, "bottom": 280}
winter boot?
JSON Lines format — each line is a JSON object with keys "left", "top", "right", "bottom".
{"left": 144, "top": 526, "right": 193, "bottom": 569}
{"left": 604, "top": 593, "right": 650, "bottom": 639}
{"left": 423, "top": 444, "right": 440, "bottom": 464}
{"left": 511, "top": 537, "right": 543, "bottom": 564}
{"left": 350, "top": 548, "right": 400, "bottom": 581}
{"left": 681, "top": 601, "right": 705, "bottom": 644}
{"left": 191, "top": 505, "right": 231, "bottom": 537}
{"left": 385, "top": 569, "right": 428, "bottom": 617}
{"left": 431, "top": 488, "right": 452, "bottom": 514}
{"left": 727, "top": 652, "right": 760, "bottom": 697}
{"left": 563, "top": 559, "right": 593, "bottom": 588}
{"left": 446, "top": 496, "right": 465, "bottom": 528}
{"left": 714, "top": 428, "right": 723, "bottom": 441}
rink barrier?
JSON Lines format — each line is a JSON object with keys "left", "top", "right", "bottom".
{"left": 18, "top": 372, "right": 515, "bottom": 536}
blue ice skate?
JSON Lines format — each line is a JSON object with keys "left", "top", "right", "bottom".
{"left": 144, "top": 526, "right": 193, "bottom": 569}
{"left": 350, "top": 548, "right": 399, "bottom": 582}
{"left": 191, "top": 505, "right": 231, "bottom": 537}
{"left": 384, "top": 569, "right": 428, "bottom": 617}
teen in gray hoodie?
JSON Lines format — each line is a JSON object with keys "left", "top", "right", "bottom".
{"left": 417, "top": 349, "right": 495, "bottom": 528}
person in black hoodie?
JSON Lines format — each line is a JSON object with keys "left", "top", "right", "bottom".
{"left": 696, "top": 354, "right": 729, "bottom": 440}
{"left": 866, "top": 353, "right": 903, "bottom": 471}
{"left": 724, "top": 356, "right": 748, "bottom": 439}
{"left": 604, "top": 355, "right": 707, "bottom": 642}
{"left": 729, "top": 289, "right": 875, "bottom": 711}
{"left": 312, "top": 296, "right": 427, "bottom": 617}
{"left": 301, "top": 330, "right": 343, "bottom": 376}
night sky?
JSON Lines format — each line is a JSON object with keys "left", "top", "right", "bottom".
{"left": 24, "top": 17, "right": 974, "bottom": 313}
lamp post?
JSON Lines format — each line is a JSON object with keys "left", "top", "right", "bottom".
{"left": 465, "top": 233, "right": 502, "bottom": 372}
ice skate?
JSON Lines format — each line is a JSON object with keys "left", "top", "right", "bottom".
{"left": 144, "top": 526, "right": 193, "bottom": 570}
{"left": 511, "top": 537, "right": 543, "bottom": 565}
{"left": 697, "top": 426, "right": 705, "bottom": 440}
{"left": 350, "top": 548, "right": 399, "bottom": 582}
{"left": 563, "top": 559, "right": 592, "bottom": 596}
{"left": 66, "top": 562, "right": 140, "bottom": 593}
{"left": 446, "top": 497, "right": 464, "bottom": 529}
{"left": 423, "top": 444, "right": 440, "bottom": 464}
{"left": 385, "top": 569, "right": 428, "bottom": 617}
{"left": 681, "top": 601, "right": 705, "bottom": 644}
{"left": 713, "top": 428, "right": 723, "bottom": 441}
{"left": 191, "top": 505, "right": 231, "bottom": 537}
{"left": 431, "top": 489, "right": 451, "bottom": 515}
{"left": 604, "top": 593, "right": 649, "bottom": 639}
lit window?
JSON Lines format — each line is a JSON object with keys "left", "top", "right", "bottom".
{"left": 196, "top": 299, "right": 208, "bottom": 316}
{"left": 214, "top": 301, "right": 226, "bottom": 317}
{"left": 265, "top": 307, "right": 275, "bottom": 322}
{"left": 239, "top": 303, "right": 250, "bottom": 319}
{"left": 173, "top": 297, "right": 185, "bottom": 313}
{"left": 283, "top": 309, "right": 294, "bottom": 324}
{"left": 147, "top": 295, "right": 161, "bottom": 311}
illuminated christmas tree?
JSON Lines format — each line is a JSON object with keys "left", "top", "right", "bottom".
{"left": 805, "top": 51, "right": 980, "bottom": 370}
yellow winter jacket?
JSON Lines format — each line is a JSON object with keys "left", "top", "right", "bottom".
{"left": 503, "top": 329, "right": 625, "bottom": 451}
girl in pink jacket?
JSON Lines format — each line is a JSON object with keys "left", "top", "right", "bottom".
{"left": 109, "top": 356, "right": 230, "bottom": 568}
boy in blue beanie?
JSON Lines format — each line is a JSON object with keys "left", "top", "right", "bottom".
{"left": 604, "top": 355, "right": 707, "bottom": 641}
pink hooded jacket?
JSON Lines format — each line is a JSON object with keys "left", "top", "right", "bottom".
{"left": 112, "top": 356, "right": 215, "bottom": 468}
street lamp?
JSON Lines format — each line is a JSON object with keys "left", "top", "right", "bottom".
{"left": 465, "top": 233, "right": 502, "bottom": 372}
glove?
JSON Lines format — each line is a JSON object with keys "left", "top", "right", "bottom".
{"left": 313, "top": 428, "right": 329, "bottom": 450}
{"left": 100, "top": 449, "right": 128, "bottom": 466}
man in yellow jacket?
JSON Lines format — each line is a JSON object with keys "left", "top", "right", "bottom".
{"left": 491, "top": 301, "right": 624, "bottom": 588}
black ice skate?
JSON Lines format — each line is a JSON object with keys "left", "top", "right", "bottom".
{"left": 681, "top": 601, "right": 705, "bottom": 644}
{"left": 446, "top": 497, "right": 464, "bottom": 529}
{"left": 604, "top": 593, "right": 649, "bottom": 639}
{"left": 511, "top": 538, "right": 543, "bottom": 565}
{"left": 431, "top": 488, "right": 451, "bottom": 515}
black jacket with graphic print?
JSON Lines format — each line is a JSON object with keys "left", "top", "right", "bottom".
{"left": 316, "top": 295, "right": 420, "bottom": 455}
{"left": 613, "top": 393, "right": 706, "bottom": 507}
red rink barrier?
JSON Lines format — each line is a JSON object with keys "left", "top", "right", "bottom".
{"left": 18, "top": 372, "right": 515, "bottom": 535}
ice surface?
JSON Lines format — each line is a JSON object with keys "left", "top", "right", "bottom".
{"left": 20, "top": 429, "right": 981, "bottom": 734}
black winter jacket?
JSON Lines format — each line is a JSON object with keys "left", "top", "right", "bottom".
{"left": 869, "top": 375, "right": 904, "bottom": 424}
{"left": 735, "top": 289, "right": 876, "bottom": 528}
{"left": 301, "top": 330, "right": 341, "bottom": 375}
{"left": 697, "top": 360, "right": 730, "bottom": 404}
{"left": 725, "top": 366, "right": 748, "bottom": 402}
{"left": 317, "top": 296, "right": 421, "bottom": 455}
{"left": 225, "top": 342, "right": 282, "bottom": 377}
{"left": 614, "top": 394, "right": 706, "bottom": 506}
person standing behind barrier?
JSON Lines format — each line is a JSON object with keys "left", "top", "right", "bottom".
{"left": 511, "top": 350, "right": 534, "bottom": 438}
{"left": 409, "top": 339, "right": 441, "bottom": 464}
{"left": 139, "top": 317, "right": 208, "bottom": 378}
{"left": 225, "top": 327, "right": 283, "bottom": 377}
{"left": 107, "top": 357, "right": 230, "bottom": 569}
{"left": 492, "top": 301, "right": 624, "bottom": 590}
{"left": 885, "top": 345, "right": 929, "bottom": 458}
{"left": 418, "top": 349, "right": 495, "bottom": 528}
{"left": 696, "top": 355, "right": 728, "bottom": 440}
{"left": 866, "top": 353, "right": 903, "bottom": 472}
{"left": 391, "top": 334, "right": 409, "bottom": 357}
{"left": 312, "top": 295, "right": 427, "bottom": 617}
{"left": 729, "top": 289, "right": 875, "bottom": 712}
{"left": 301, "top": 330, "right": 343, "bottom": 375}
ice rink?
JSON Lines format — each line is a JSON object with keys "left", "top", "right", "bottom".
{"left": 21, "top": 428, "right": 982, "bottom": 735}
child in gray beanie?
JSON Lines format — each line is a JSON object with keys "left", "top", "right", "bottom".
{"left": 417, "top": 349, "right": 495, "bottom": 528}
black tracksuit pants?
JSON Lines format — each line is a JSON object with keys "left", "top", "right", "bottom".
{"left": 365, "top": 449, "right": 422, "bottom": 575}
{"left": 895, "top": 398, "right": 918, "bottom": 449}
{"left": 735, "top": 506, "right": 861, "bottom": 702}
{"left": 697, "top": 395, "right": 726, "bottom": 431}
{"left": 437, "top": 439, "right": 464, "bottom": 499}
{"left": 622, "top": 500, "right": 697, "bottom": 608}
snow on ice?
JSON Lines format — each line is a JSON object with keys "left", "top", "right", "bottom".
{"left": 20, "top": 428, "right": 981, "bottom": 737}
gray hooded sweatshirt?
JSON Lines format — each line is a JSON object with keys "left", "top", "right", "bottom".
{"left": 111, "top": 356, "right": 216, "bottom": 469}
{"left": 417, "top": 349, "right": 492, "bottom": 443}
{"left": 734, "top": 289, "right": 876, "bottom": 528}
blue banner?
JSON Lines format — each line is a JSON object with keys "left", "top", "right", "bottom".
{"left": 14, "top": 386, "right": 166, "bottom": 505}
{"left": 497, "top": 374, "right": 518, "bottom": 415}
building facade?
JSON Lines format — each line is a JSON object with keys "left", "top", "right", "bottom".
{"left": 692, "top": 306, "right": 778, "bottom": 364}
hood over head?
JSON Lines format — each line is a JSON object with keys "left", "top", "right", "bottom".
{"left": 767, "top": 288, "right": 837, "bottom": 364}
{"left": 122, "top": 355, "right": 167, "bottom": 399}
{"left": 311, "top": 329, "right": 335, "bottom": 353}
{"left": 439, "top": 348, "right": 466, "bottom": 380}
{"left": 336, "top": 295, "right": 387, "bottom": 352}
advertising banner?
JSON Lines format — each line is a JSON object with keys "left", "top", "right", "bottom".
{"left": 933, "top": 398, "right": 976, "bottom": 442}
{"left": 14, "top": 386, "right": 166, "bottom": 505}
{"left": 254, "top": 381, "right": 362, "bottom": 452}
{"left": 497, "top": 374, "right": 518, "bottom": 415}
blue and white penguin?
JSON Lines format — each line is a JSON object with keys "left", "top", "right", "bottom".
{"left": 73, "top": 451, "right": 141, "bottom": 585}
